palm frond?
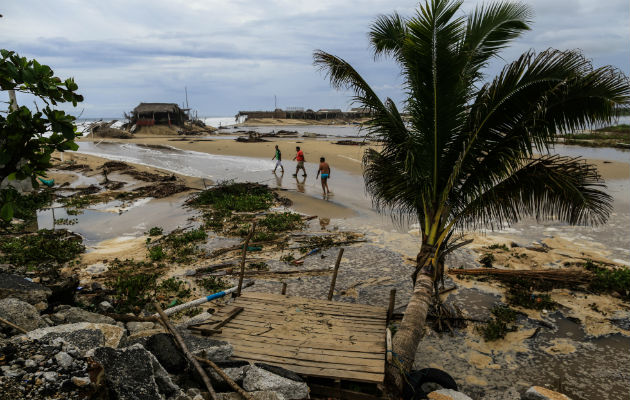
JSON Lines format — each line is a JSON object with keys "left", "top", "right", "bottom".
{"left": 460, "top": 1, "right": 532, "bottom": 77}
{"left": 455, "top": 155, "right": 612, "bottom": 230}
{"left": 369, "top": 13, "right": 407, "bottom": 60}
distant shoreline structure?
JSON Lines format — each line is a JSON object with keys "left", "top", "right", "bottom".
{"left": 236, "top": 107, "right": 372, "bottom": 122}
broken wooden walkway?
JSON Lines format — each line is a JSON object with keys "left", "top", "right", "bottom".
{"left": 191, "top": 292, "right": 387, "bottom": 384}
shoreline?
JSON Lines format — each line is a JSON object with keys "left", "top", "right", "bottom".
{"left": 77, "top": 136, "right": 630, "bottom": 181}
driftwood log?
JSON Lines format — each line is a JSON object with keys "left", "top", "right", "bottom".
{"left": 448, "top": 268, "right": 593, "bottom": 284}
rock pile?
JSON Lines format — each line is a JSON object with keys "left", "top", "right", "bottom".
{"left": 0, "top": 293, "right": 311, "bottom": 400}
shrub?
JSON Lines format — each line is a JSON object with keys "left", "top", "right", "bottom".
{"left": 148, "top": 227, "right": 163, "bottom": 236}
{"left": 188, "top": 181, "right": 274, "bottom": 212}
{"left": 259, "top": 212, "right": 304, "bottom": 232}
{"left": 0, "top": 229, "right": 84, "bottom": 270}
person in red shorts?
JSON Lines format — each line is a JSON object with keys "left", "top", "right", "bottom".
{"left": 292, "top": 146, "right": 307, "bottom": 177}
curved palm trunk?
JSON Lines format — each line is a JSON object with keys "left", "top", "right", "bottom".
{"left": 385, "top": 243, "right": 435, "bottom": 397}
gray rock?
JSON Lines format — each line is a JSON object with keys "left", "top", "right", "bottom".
{"left": 99, "top": 301, "right": 114, "bottom": 312}
{"left": 0, "top": 273, "right": 51, "bottom": 305}
{"left": 243, "top": 366, "right": 309, "bottom": 399}
{"left": 427, "top": 389, "right": 473, "bottom": 400}
{"left": 93, "top": 343, "right": 184, "bottom": 400}
{"left": 42, "top": 371, "right": 58, "bottom": 382}
{"left": 24, "top": 322, "right": 125, "bottom": 355}
{"left": 126, "top": 321, "right": 156, "bottom": 335}
{"left": 217, "top": 391, "right": 286, "bottom": 400}
{"left": 522, "top": 386, "right": 572, "bottom": 400}
{"left": 71, "top": 376, "right": 91, "bottom": 387}
{"left": 145, "top": 333, "right": 187, "bottom": 373}
{"left": 49, "top": 306, "right": 115, "bottom": 325}
{"left": 54, "top": 351, "right": 73, "bottom": 369}
{"left": 0, "top": 297, "right": 49, "bottom": 332}
{"left": 208, "top": 360, "right": 250, "bottom": 390}
{"left": 177, "top": 329, "right": 232, "bottom": 361}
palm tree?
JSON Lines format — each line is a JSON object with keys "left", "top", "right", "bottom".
{"left": 314, "top": 0, "right": 629, "bottom": 395}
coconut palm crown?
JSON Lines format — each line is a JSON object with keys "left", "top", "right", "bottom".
{"left": 314, "top": 0, "right": 629, "bottom": 394}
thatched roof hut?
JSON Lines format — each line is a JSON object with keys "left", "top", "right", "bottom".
{"left": 132, "top": 103, "right": 188, "bottom": 127}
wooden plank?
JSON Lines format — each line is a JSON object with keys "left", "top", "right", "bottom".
{"left": 231, "top": 350, "right": 383, "bottom": 374}
{"left": 228, "top": 344, "right": 384, "bottom": 370}
{"left": 228, "top": 308, "right": 385, "bottom": 327}
{"left": 239, "top": 292, "right": 387, "bottom": 314}
{"left": 204, "top": 312, "right": 385, "bottom": 333}
{"left": 233, "top": 299, "right": 386, "bottom": 320}
{"left": 215, "top": 325, "right": 385, "bottom": 347}
{"left": 210, "top": 318, "right": 384, "bottom": 338}
{"left": 211, "top": 331, "right": 384, "bottom": 353}
{"left": 231, "top": 354, "right": 383, "bottom": 383}
{"left": 213, "top": 336, "right": 384, "bottom": 360}
{"left": 213, "top": 306, "right": 244, "bottom": 329}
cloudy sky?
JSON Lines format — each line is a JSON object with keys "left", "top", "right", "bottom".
{"left": 2, "top": 0, "right": 628, "bottom": 118}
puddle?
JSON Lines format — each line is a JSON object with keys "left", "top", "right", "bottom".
{"left": 37, "top": 195, "right": 194, "bottom": 248}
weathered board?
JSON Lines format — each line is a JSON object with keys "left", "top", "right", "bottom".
{"left": 193, "top": 292, "right": 387, "bottom": 383}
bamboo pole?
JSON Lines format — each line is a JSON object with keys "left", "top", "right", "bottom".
{"left": 195, "top": 356, "right": 254, "bottom": 400}
{"left": 237, "top": 222, "right": 256, "bottom": 296}
{"left": 281, "top": 282, "right": 287, "bottom": 295}
{"left": 327, "top": 248, "right": 344, "bottom": 301}
{"left": 387, "top": 289, "right": 396, "bottom": 321}
{"left": 0, "top": 316, "right": 27, "bottom": 334}
{"left": 154, "top": 302, "right": 217, "bottom": 400}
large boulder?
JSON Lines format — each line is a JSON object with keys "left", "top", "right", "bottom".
{"left": 427, "top": 389, "right": 473, "bottom": 400}
{"left": 522, "top": 386, "right": 572, "bottom": 400}
{"left": 145, "top": 333, "right": 188, "bottom": 373}
{"left": 243, "top": 366, "right": 309, "bottom": 400}
{"left": 177, "top": 330, "right": 232, "bottom": 361}
{"left": 93, "top": 343, "right": 184, "bottom": 400}
{"left": 0, "top": 273, "right": 51, "bottom": 306}
{"left": 208, "top": 360, "right": 250, "bottom": 391}
{"left": 217, "top": 391, "right": 286, "bottom": 400}
{"left": 49, "top": 306, "right": 116, "bottom": 325}
{"left": 23, "top": 322, "right": 125, "bottom": 355}
{"left": 0, "top": 297, "right": 49, "bottom": 332}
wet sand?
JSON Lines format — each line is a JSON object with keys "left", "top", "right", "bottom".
{"left": 78, "top": 135, "right": 630, "bottom": 181}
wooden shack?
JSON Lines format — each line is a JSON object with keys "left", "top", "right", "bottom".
{"left": 132, "top": 103, "right": 188, "bottom": 127}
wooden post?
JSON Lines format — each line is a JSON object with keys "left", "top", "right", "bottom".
{"left": 327, "top": 248, "right": 344, "bottom": 301}
{"left": 281, "top": 282, "right": 287, "bottom": 295}
{"left": 153, "top": 303, "right": 217, "bottom": 400}
{"left": 387, "top": 289, "right": 396, "bottom": 321}
{"left": 237, "top": 222, "right": 256, "bottom": 296}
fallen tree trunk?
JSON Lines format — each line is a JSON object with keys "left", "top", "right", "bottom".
{"left": 448, "top": 268, "right": 593, "bottom": 284}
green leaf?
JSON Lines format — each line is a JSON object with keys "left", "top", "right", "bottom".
{"left": 0, "top": 202, "right": 14, "bottom": 222}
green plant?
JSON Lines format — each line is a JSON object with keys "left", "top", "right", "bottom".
{"left": 188, "top": 181, "right": 274, "bottom": 212}
{"left": 479, "top": 253, "right": 495, "bottom": 268}
{"left": 488, "top": 243, "right": 509, "bottom": 251}
{"left": 0, "top": 188, "right": 53, "bottom": 230}
{"left": 259, "top": 212, "right": 304, "bottom": 232}
{"left": 252, "top": 231, "right": 278, "bottom": 242}
{"left": 197, "top": 276, "right": 229, "bottom": 292}
{"left": 0, "top": 229, "right": 84, "bottom": 270}
{"left": 148, "top": 227, "right": 163, "bottom": 236}
{"left": 280, "top": 253, "right": 295, "bottom": 263}
{"left": 0, "top": 50, "right": 83, "bottom": 221}
{"left": 107, "top": 262, "right": 160, "bottom": 313}
{"left": 477, "top": 305, "right": 518, "bottom": 341}
{"left": 248, "top": 261, "right": 269, "bottom": 271}
{"left": 149, "top": 245, "right": 165, "bottom": 261}
{"left": 585, "top": 260, "right": 630, "bottom": 299}
{"left": 54, "top": 218, "right": 78, "bottom": 225}
{"left": 506, "top": 287, "right": 555, "bottom": 310}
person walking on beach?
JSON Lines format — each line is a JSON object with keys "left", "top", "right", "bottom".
{"left": 316, "top": 157, "right": 332, "bottom": 196}
{"left": 272, "top": 145, "right": 284, "bottom": 173}
{"left": 292, "top": 146, "right": 306, "bottom": 177}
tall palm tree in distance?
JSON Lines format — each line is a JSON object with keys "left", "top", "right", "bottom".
{"left": 314, "top": 0, "right": 629, "bottom": 394}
